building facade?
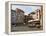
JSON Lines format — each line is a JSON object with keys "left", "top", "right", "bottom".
{"left": 11, "top": 9, "right": 16, "bottom": 24}
{"left": 28, "top": 9, "right": 41, "bottom": 20}
{"left": 16, "top": 8, "right": 24, "bottom": 23}
{"left": 11, "top": 8, "right": 24, "bottom": 25}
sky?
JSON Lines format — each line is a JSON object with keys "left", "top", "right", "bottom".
{"left": 12, "top": 5, "right": 41, "bottom": 15}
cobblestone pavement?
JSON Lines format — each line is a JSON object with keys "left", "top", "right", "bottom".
{"left": 11, "top": 25, "right": 43, "bottom": 32}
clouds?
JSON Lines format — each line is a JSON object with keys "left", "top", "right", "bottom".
{"left": 12, "top": 5, "right": 41, "bottom": 15}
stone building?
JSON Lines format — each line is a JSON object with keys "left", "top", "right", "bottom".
{"left": 16, "top": 8, "right": 24, "bottom": 24}
{"left": 11, "top": 8, "right": 24, "bottom": 26}
{"left": 28, "top": 9, "right": 41, "bottom": 20}
{"left": 11, "top": 9, "right": 16, "bottom": 24}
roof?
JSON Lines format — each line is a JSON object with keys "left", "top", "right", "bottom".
{"left": 11, "top": 9, "right": 16, "bottom": 12}
{"left": 28, "top": 12, "right": 35, "bottom": 15}
{"left": 31, "top": 12, "right": 35, "bottom": 14}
